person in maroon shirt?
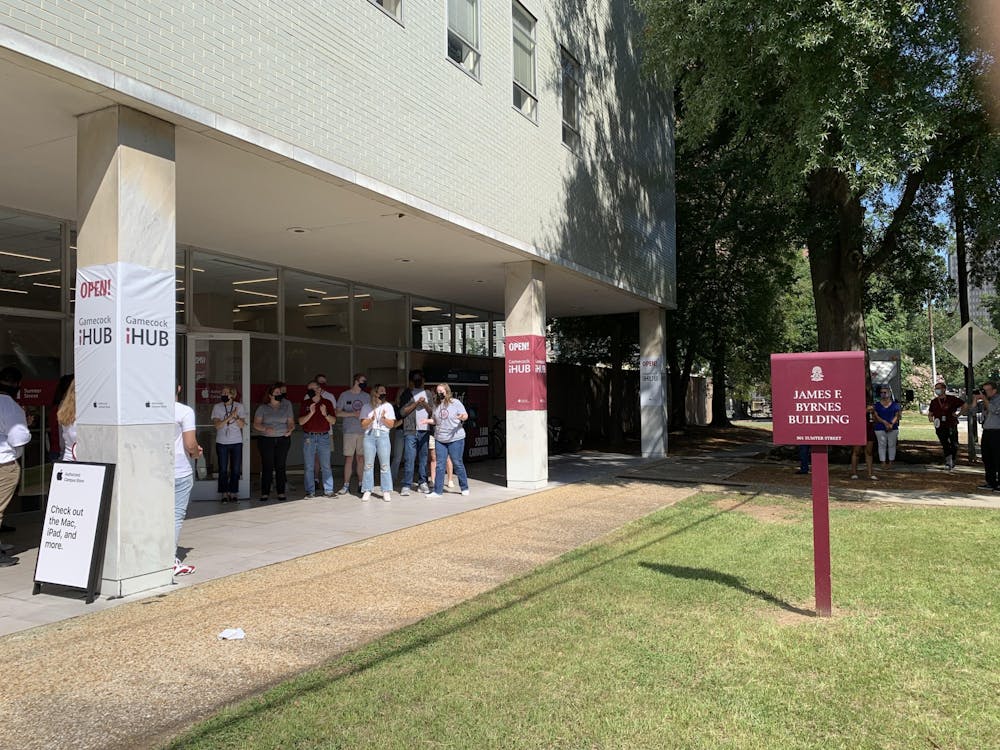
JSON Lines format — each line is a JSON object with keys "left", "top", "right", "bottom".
{"left": 927, "top": 380, "right": 966, "bottom": 470}
{"left": 298, "top": 380, "right": 336, "bottom": 498}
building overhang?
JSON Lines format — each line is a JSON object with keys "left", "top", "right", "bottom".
{"left": 0, "top": 28, "right": 663, "bottom": 317}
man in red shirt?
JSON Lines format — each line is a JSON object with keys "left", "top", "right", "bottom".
{"left": 298, "top": 380, "right": 336, "bottom": 498}
{"left": 927, "top": 380, "right": 966, "bottom": 470}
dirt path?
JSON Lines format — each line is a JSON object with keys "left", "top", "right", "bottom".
{"left": 1, "top": 478, "right": 695, "bottom": 750}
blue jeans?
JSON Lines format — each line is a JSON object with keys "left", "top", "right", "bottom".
{"left": 402, "top": 431, "right": 430, "bottom": 487}
{"left": 303, "top": 432, "right": 333, "bottom": 494}
{"left": 434, "top": 438, "right": 468, "bottom": 494}
{"left": 363, "top": 431, "right": 393, "bottom": 492}
{"left": 216, "top": 442, "right": 242, "bottom": 494}
{"left": 174, "top": 472, "right": 194, "bottom": 550}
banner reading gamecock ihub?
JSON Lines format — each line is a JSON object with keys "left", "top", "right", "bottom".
{"left": 75, "top": 262, "right": 174, "bottom": 425}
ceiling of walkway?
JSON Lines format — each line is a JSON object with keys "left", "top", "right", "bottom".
{"left": 0, "top": 50, "right": 647, "bottom": 317}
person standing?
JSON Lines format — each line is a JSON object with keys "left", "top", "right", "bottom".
{"left": 873, "top": 385, "right": 902, "bottom": 469}
{"left": 56, "top": 378, "right": 78, "bottom": 461}
{"left": 174, "top": 385, "right": 203, "bottom": 576}
{"left": 211, "top": 385, "right": 246, "bottom": 502}
{"left": 850, "top": 405, "right": 877, "bottom": 480}
{"left": 927, "top": 380, "right": 966, "bottom": 470}
{"left": 298, "top": 379, "right": 336, "bottom": 499}
{"left": 421, "top": 383, "right": 470, "bottom": 498}
{"left": 396, "top": 369, "right": 432, "bottom": 496}
{"left": 359, "top": 384, "right": 396, "bottom": 502}
{"left": 974, "top": 381, "right": 1000, "bottom": 491}
{"left": 0, "top": 367, "right": 30, "bottom": 567}
{"left": 336, "top": 373, "right": 368, "bottom": 495}
{"left": 254, "top": 384, "right": 294, "bottom": 502}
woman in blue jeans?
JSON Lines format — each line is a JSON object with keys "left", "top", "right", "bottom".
{"left": 421, "top": 383, "right": 470, "bottom": 498}
{"left": 359, "top": 385, "right": 396, "bottom": 502}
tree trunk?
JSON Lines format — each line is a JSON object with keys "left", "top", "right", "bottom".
{"left": 709, "top": 336, "right": 732, "bottom": 427}
{"left": 805, "top": 169, "right": 868, "bottom": 352}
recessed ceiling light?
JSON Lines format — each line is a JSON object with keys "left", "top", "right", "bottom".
{"left": 322, "top": 294, "right": 349, "bottom": 301}
{"left": 235, "top": 289, "right": 278, "bottom": 298}
{"left": 236, "top": 301, "right": 278, "bottom": 308}
{"left": 33, "top": 282, "right": 61, "bottom": 289}
{"left": 304, "top": 288, "right": 328, "bottom": 295}
{"left": 19, "top": 269, "right": 60, "bottom": 278}
{"left": 455, "top": 313, "right": 479, "bottom": 319}
{"left": 298, "top": 302, "right": 321, "bottom": 307}
{"left": 413, "top": 306, "right": 442, "bottom": 312}
{"left": 286, "top": 226, "right": 310, "bottom": 234}
{"left": 233, "top": 277, "right": 277, "bottom": 285}
{"left": 0, "top": 287, "right": 28, "bottom": 294}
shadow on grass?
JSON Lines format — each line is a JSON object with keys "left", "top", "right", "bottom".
{"left": 167, "top": 495, "right": 756, "bottom": 748}
{"left": 638, "top": 562, "right": 815, "bottom": 617}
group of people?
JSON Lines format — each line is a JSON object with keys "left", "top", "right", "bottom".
{"left": 217, "top": 369, "right": 472, "bottom": 505}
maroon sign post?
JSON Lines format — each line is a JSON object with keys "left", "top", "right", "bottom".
{"left": 771, "top": 351, "right": 867, "bottom": 617}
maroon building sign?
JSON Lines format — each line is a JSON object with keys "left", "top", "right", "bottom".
{"left": 770, "top": 350, "right": 867, "bottom": 617}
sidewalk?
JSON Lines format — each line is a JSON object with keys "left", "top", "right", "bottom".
{"left": 2, "top": 468, "right": 696, "bottom": 750}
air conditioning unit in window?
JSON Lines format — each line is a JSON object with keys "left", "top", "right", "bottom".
{"left": 303, "top": 312, "right": 347, "bottom": 330}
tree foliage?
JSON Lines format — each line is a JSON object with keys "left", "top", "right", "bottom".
{"left": 639, "top": 0, "right": 997, "bottom": 352}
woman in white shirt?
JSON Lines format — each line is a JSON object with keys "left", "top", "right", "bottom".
{"left": 359, "top": 384, "right": 396, "bottom": 502}
{"left": 421, "top": 383, "right": 470, "bottom": 498}
{"left": 56, "top": 378, "right": 77, "bottom": 461}
{"left": 211, "top": 385, "right": 246, "bottom": 502}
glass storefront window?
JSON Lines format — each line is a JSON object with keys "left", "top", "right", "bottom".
{"left": 355, "top": 347, "right": 404, "bottom": 390}
{"left": 283, "top": 341, "right": 350, "bottom": 390}
{"left": 492, "top": 318, "right": 506, "bottom": 357}
{"left": 284, "top": 270, "right": 349, "bottom": 343}
{"left": 191, "top": 252, "right": 278, "bottom": 333}
{"left": 0, "top": 211, "right": 63, "bottom": 312}
{"left": 456, "top": 307, "right": 489, "bottom": 356}
{"left": 354, "top": 285, "right": 405, "bottom": 348}
{"left": 411, "top": 297, "right": 452, "bottom": 353}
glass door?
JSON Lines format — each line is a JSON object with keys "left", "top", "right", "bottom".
{"left": 186, "top": 333, "right": 251, "bottom": 501}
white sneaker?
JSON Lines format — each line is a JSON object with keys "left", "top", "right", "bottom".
{"left": 418, "top": 482, "right": 429, "bottom": 493}
{"left": 383, "top": 492, "right": 392, "bottom": 502}
{"left": 850, "top": 474, "right": 859, "bottom": 480}
{"left": 461, "top": 489, "right": 470, "bottom": 496}
{"left": 361, "top": 491, "right": 371, "bottom": 502}
{"left": 446, "top": 479, "right": 455, "bottom": 489}
{"left": 870, "top": 475, "right": 878, "bottom": 481}
{"left": 425, "top": 492, "right": 442, "bottom": 498}
{"left": 400, "top": 486, "right": 410, "bottom": 496}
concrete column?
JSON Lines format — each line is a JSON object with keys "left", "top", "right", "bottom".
{"left": 504, "top": 261, "right": 547, "bottom": 489}
{"left": 639, "top": 307, "right": 668, "bottom": 457}
{"left": 76, "top": 106, "right": 176, "bottom": 596}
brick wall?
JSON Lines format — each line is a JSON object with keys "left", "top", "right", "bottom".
{"left": 1, "top": 0, "right": 675, "bottom": 306}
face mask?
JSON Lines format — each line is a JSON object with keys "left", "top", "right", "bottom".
{"left": 377, "top": 392, "right": 387, "bottom": 401}
{"left": 359, "top": 382, "right": 369, "bottom": 391}
{"left": 273, "top": 393, "right": 285, "bottom": 401}
{"left": 413, "top": 377, "right": 424, "bottom": 387}
{"left": 306, "top": 388, "right": 316, "bottom": 399}
{"left": 436, "top": 392, "right": 445, "bottom": 402}
{"left": 934, "top": 388, "right": 944, "bottom": 397}
{"left": 220, "top": 394, "right": 231, "bottom": 403}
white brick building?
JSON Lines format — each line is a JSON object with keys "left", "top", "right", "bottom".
{"left": 0, "top": 0, "right": 674, "bottom": 593}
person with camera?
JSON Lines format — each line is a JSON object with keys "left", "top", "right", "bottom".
{"left": 927, "top": 380, "right": 966, "bottom": 471}
{"left": 298, "top": 379, "right": 336, "bottom": 499}
{"left": 359, "top": 384, "right": 396, "bottom": 502}
{"left": 973, "top": 382, "right": 1000, "bottom": 491}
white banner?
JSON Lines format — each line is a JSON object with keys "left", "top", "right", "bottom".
{"left": 639, "top": 357, "right": 664, "bottom": 407}
{"left": 75, "top": 262, "right": 174, "bottom": 425}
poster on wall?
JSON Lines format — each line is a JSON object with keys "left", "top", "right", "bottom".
{"left": 75, "top": 262, "right": 174, "bottom": 425}
{"left": 505, "top": 335, "right": 547, "bottom": 411}
{"left": 639, "top": 357, "right": 664, "bottom": 407}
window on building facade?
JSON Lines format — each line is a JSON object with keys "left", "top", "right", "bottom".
{"left": 412, "top": 297, "right": 453, "bottom": 353}
{"left": 512, "top": 2, "right": 537, "bottom": 121}
{"left": 561, "top": 47, "right": 582, "bottom": 151}
{"left": 447, "top": 0, "right": 480, "bottom": 77}
{"left": 0, "top": 210, "right": 64, "bottom": 313}
{"left": 369, "top": 0, "right": 401, "bottom": 21}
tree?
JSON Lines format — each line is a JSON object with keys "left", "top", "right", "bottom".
{"left": 639, "top": 0, "right": 997, "bottom": 352}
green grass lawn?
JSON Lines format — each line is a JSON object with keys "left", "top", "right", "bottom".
{"left": 733, "top": 417, "right": 957, "bottom": 444}
{"left": 169, "top": 493, "right": 999, "bottom": 750}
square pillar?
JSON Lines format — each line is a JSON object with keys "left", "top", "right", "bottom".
{"left": 639, "top": 308, "right": 668, "bottom": 457}
{"left": 504, "top": 261, "right": 548, "bottom": 489}
{"left": 76, "top": 106, "right": 176, "bottom": 596}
